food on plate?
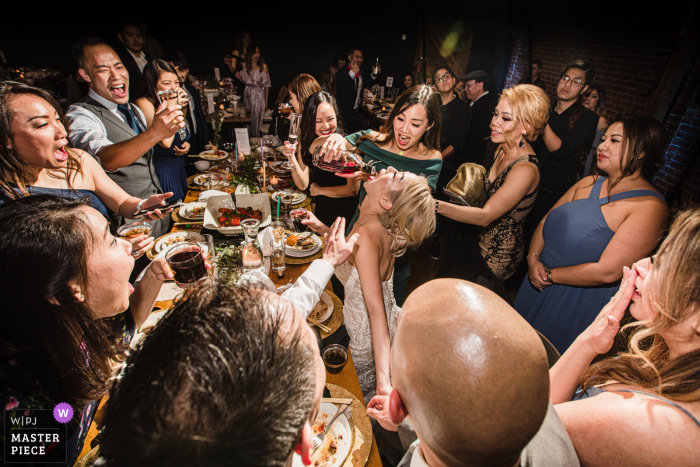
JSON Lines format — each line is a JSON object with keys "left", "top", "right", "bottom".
{"left": 187, "top": 205, "right": 206, "bottom": 217}
{"left": 200, "top": 150, "right": 227, "bottom": 159}
{"left": 311, "top": 431, "right": 341, "bottom": 467}
{"left": 162, "top": 235, "right": 188, "bottom": 248}
{"left": 216, "top": 244, "right": 242, "bottom": 283}
{"left": 310, "top": 301, "right": 329, "bottom": 321}
{"left": 119, "top": 226, "right": 152, "bottom": 238}
{"left": 286, "top": 234, "right": 298, "bottom": 246}
{"left": 217, "top": 207, "right": 263, "bottom": 227}
{"left": 293, "top": 235, "right": 316, "bottom": 249}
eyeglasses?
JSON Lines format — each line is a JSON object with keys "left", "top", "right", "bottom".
{"left": 560, "top": 75, "right": 584, "bottom": 87}
{"left": 435, "top": 74, "right": 452, "bottom": 83}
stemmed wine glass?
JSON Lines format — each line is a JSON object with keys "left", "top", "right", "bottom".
{"left": 157, "top": 89, "right": 187, "bottom": 139}
{"left": 289, "top": 113, "right": 302, "bottom": 146}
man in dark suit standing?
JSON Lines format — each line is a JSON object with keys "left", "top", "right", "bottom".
{"left": 116, "top": 20, "right": 153, "bottom": 102}
{"left": 336, "top": 48, "right": 379, "bottom": 133}
{"left": 460, "top": 70, "right": 494, "bottom": 165}
{"left": 164, "top": 51, "right": 211, "bottom": 175}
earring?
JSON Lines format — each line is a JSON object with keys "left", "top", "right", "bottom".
{"left": 519, "top": 135, "right": 525, "bottom": 149}
{"left": 80, "top": 294, "right": 85, "bottom": 302}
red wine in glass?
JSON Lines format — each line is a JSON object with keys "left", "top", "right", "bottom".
{"left": 166, "top": 244, "right": 207, "bottom": 287}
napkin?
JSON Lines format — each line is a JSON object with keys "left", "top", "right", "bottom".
{"left": 234, "top": 184, "right": 251, "bottom": 195}
{"left": 198, "top": 190, "right": 229, "bottom": 201}
{"left": 257, "top": 226, "right": 274, "bottom": 256}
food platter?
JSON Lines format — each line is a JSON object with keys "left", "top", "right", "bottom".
{"left": 203, "top": 193, "right": 271, "bottom": 235}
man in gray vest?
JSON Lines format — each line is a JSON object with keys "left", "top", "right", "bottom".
{"left": 65, "top": 37, "right": 185, "bottom": 238}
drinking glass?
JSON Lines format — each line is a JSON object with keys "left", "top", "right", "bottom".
{"left": 166, "top": 240, "right": 208, "bottom": 288}
{"left": 270, "top": 239, "right": 285, "bottom": 278}
{"left": 288, "top": 113, "right": 302, "bottom": 146}
{"left": 197, "top": 234, "right": 216, "bottom": 261}
{"left": 157, "top": 89, "right": 187, "bottom": 139}
{"left": 289, "top": 209, "right": 308, "bottom": 233}
{"left": 322, "top": 345, "right": 348, "bottom": 374}
{"left": 281, "top": 192, "right": 294, "bottom": 215}
{"left": 241, "top": 219, "right": 264, "bottom": 271}
{"left": 271, "top": 221, "right": 286, "bottom": 242}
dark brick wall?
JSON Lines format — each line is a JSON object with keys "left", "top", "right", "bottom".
{"left": 502, "top": 4, "right": 700, "bottom": 205}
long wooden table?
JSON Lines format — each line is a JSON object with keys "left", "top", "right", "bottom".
{"left": 76, "top": 187, "right": 382, "bottom": 466}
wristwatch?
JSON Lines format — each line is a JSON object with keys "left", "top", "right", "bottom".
{"left": 545, "top": 267, "right": 553, "bottom": 283}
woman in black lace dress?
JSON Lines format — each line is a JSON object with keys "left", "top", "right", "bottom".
{"left": 436, "top": 85, "right": 550, "bottom": 300}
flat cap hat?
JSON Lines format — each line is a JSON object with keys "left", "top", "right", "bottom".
{"left": 461, "top": 70, "right": 489, "bottom": 82}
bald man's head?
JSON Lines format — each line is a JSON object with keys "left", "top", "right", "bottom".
{"left": 393, "top": 279, "right": 549, "bottom": 467}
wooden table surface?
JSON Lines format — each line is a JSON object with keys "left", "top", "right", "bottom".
{"left": 76, "top": 187, "right": 381, "bottom": 466}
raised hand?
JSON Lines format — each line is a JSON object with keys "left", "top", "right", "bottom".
{"left": 319, "top": 134, "right": 347, "bottom": 162}
{"left": 126, "top": 234, "right": 154, "bottom": 259}
{"left": 580, "top": 266, "right": 636, "bottom": 356}
{"left": 366, "top": 394, "right": 398, "bottom": 432}
{"left": 140, "top": 192, "right": 176, "bottom": 220}
{"left": 321, "top": 217, "right": 359, "bottom": 268}
{"left": 301, "top": 210, "right": 330, "bottom": 236}
{"left": 151, "top": 100, "right": 185, "bottom": 140}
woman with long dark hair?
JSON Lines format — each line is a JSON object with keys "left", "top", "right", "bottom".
{"left": 550, "top": 208, "right": 700, "bottom": 466}
{"left": 236, "top": 44, "right": 270, "bottom": 137}
{"left": 581, "top": 84, "right": 609, "bottom": 176}
{"left": 135, "top": 60, "right": 190, "bottom": 202}
{"left": 282, "top": 91, "right": 358, "bottom": 227}
{"left": 0, "top": 195, "right": 181, "bottom": 465}
{"left": 317, "top": 84, "right": 443, "bottom": 305}
{"left": 0, "top": 81, "right": 171, "bottom": 259}
{"left": 515, "top": 114, "right": 669, "bottom": 353}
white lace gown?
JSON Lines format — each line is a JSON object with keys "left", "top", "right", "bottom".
{"left": 334, "top": 262, "right": 401, "bottom": 402}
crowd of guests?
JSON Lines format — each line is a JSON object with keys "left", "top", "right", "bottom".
{"left": 1, "top": 20, "right": 699, "bottom": 467}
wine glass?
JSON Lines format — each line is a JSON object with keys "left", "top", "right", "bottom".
{"left": 288, "top": 113, "right": 302, "bottom": 147}
{"left": 157, "top": 89, "right": 187, "bottom": 139}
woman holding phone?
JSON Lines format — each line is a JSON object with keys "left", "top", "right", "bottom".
{"left": 0, "top": 81, "right": 172, "bottom": 259}
{"left": 135, "top": 60, "right": 191, "bottom": 203}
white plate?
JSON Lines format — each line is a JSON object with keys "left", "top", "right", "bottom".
{"left": 179, "top": 202, "right": 207, "bottom": 220}
{"left": 155, "top": 231, "right": 201, "bottom": 252}
{"left": 203, "top": 193, "right": 271, "bottom": 235}
{"left": 285, "top": 233, "right": 321, "bottom": 253}
{"left": 192, "top": 174, "right": 229, "bottom": 187}
{"left": 309, "top": 291, "right": 334, "bottom": 322}
{"left": 292, "top": 402, "right": 351, "bottom": 467}
{"left": 272, "top": 191, "right": 307, "bottom": 204}
{"left": 270, "top": 161, "right": 292, "bottom": 172}
{"left": 285, "top": 243, "right": 321, "bottom": 258}
{"left": 199, "top": 150, "right": 230, "bottom": 161}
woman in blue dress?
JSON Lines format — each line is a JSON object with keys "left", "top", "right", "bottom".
{"left": 135, "top": 60, "right": 190, "bottom": 202}
{"left": 514, "top": 114, "right": 669, "bottom": 353}
{"left": 0, "top": 81, "right": 172, "bottom": 259}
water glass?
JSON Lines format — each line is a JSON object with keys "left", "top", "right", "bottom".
{"left": 271, "top": 221, "right": 286, "bottom": 242}
{"left": 197, "top": 234, "right": 216, "bottom": 261}
{"left": 270, "top": 239, "right": 286, "bottom": 277}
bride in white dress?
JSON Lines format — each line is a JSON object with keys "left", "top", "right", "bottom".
{"left": 304, "top": 167, "right": 435, "bottom": 401}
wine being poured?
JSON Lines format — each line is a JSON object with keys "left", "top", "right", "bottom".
{"left": 311, "top": 146, "right": 378, "bottom": 176}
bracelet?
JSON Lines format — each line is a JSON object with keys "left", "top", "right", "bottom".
{"left": 434, "top": 199, "right": 439, "bottom": 214}
{"left": 527, "top": 253, "right": 540, "bottom": 258}
{"left": 136, "top": 199, "right": 146, "bottom": 211}
{"left": 545, "top": 267, "right": 553, "bottom": 283}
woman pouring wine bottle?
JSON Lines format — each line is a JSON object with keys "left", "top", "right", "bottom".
{"left": 315, "top": 85, "right": 443, "bottom": 306}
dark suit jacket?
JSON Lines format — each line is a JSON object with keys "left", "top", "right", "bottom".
{"left": 461, "top": 93, "right": 495, "bottom": 165}
{"left": 184, "top": 83, "right": 210, "bottom": 155}
{"left": 115, "top": 44, "right": 153, "bottom": 102}
{"left": 336, "top": 66, "right": 376, "bottom": 131}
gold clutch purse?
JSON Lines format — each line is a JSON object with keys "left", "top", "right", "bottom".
{"left": 443, "top": 163, "right": 488, "bottom": 208}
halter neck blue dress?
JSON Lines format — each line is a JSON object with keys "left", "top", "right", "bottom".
{"left": 0, "top": 186, "right": 109, "bottom": 219}
{"left": 514, "top": 176, "right": 664, "bottom": 353}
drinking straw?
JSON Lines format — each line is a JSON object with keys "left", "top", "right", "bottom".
{"left": 277, "top": 196, "right": 280, "bottom": 218}
{"left": 261, "top": 138, "right": 265, "bottom": 192}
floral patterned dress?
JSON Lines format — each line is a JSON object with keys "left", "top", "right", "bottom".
{"left": 0, "top": 311, "right": 135, "bottom": 465}
{"left": 240, "top": 68, "right": 271, "bottom": 137}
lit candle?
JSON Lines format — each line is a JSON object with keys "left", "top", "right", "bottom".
{"left": 219, "top": 104, "right": 224, "bottom": 109}
{"left": 270, "top": 176, "right": 279, "bottom": 186}
{"left": 242, "top": 245, "right": 262, "bottom": 267}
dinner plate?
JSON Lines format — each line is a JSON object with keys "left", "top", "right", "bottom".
{"left": 309, "top": 291, "right": 334, "bottom": 323}
{"left": 270, "top": 161, "right": 292, "bottom": 172}
{"left": 192, "top": 174, "right": 229, "bottom": 187}
{"left": 285, "top": 233, "right": 321, "bottom": 254}
{"left": 285, "top": 243, "right": 321, "bottom": 258}
{"left": 292, "top": 402, "right": 351, "bottom": 467}
{"left": 179, "top": 202, "right": 207, "bottom": 220}
{"left": 199, "top": 150, "right": 230, "bottom": 161}
{"left": 272, "top": 191, "right": 307, "bottom": 204}
{"left": 154, "top": 231, "right": 201, "bottom": 252}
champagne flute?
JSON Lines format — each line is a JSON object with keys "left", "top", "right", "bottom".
{"left": 288, "top": 113, "right": 302, "bottom": 147}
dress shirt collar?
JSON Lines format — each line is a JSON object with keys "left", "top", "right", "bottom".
{"left": 127, "top": 48, "right": 146, "bottom": 61}
{"left": 411, "top": 442, "right": 431, "bottom": 467}
{"left": 88, "top": 88, "right": 119, "bottom": 111}
{"left": 470, "top": 90, "right": 489, "bottom": 107}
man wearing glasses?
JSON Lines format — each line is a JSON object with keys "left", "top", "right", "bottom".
{"left": 460, "top": 70, "right": 494, "bottom": 165}
{"left": 432, "top": 67, "right": 471, "bottom": 260}
{"left": 526, "top": 60, "right": 599, "bottom": 236}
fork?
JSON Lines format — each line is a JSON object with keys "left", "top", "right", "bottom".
{"left": 312, "top": 404, "right": 351, "bottom": 452}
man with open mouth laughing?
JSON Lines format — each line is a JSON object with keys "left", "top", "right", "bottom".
{"left": 65, "top": 37, "right": 186, "bottom": 242}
